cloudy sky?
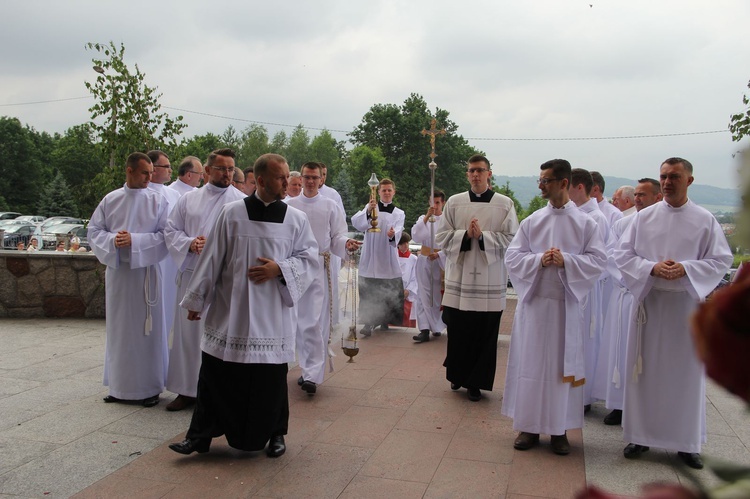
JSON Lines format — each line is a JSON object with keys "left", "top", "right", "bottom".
{"left": 1, "top": 0, "right": 749, "bottom": 189}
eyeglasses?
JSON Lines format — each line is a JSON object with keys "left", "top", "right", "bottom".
{"left": 467, "top": 168, "right": 488, "bottom": 174}
{"left": 153, "top": 164, "right": 172, "bottom": 169}
{"left": 211, "top": 167, "right": 235, "bottom": 173}
{"left": 537, "top": 177, "right": 562, "bottom": 185}
{"left": 187, "top": 170, "right": 203, "bottom": 175}
{"left": 302, "top": 175, "right": 321, "bottom": 181}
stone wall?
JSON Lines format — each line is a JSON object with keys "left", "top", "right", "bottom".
{"left": 0, "top": 251, "right": 105, "bottom": 318}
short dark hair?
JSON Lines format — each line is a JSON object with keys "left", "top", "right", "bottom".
{"left": 638, "top": 177, "right": 661, "bottom": 194}
{"left": 243, "top": 166, "right": 254, "bottom": 176}
{"left": 301, "top": 161, "right": 322, "bottom": 174}
{"left": 571, "top": 168, "right": 594, "bottom": 195}
{"left": 178, "top": 156, "right": 200, "bottom": 176}
{"left": 206, "top": 148, "right": 236, "bottom": 167}
{"left": 126, "top": 152, "right": 151, "bottom": 170}
{"left": 433, "top": 189, "right": 446, "bottom": 202}
{"left": 662, "top": 157, "right": 693, "bottom": 174}
{"left": 399, "top": 232, "right": 411, "bottom": 246}
{"left": 253, "top": 153, "right": 287, "bottom": 177}
{"left": 467, "top": 154, "right": 490, "bottom": 169}
{"left": 146, "top": 150, "right": 168, "bottom": 164}
{"left": 540, "top": 159, "right": 571, "bottom": 183}
{"left": 590, "top": 171, "right": 605, "bottom": 192}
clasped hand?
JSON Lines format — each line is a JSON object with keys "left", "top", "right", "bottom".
{"left": 542, "top": 247, "right": 564, "bottom": 267}
{"left": 652, "top": 260, "right": 685, "bottom": 280}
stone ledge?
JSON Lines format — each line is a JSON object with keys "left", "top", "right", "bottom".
{"left": 0, "top": 252, "right": 105, "bottom": 318}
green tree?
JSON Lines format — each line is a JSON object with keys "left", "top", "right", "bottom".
{"left": 84, "top": 41, "right": 187, "bottom": 168}
{"left": 50, "top": 124, "right": 104, "bottom": 195}
{"left": 220, "top": 125, "right": 241, "bottom": 151}
{"left": 37, "top": 172, "right": 78, "bottom": 217}
{"left": 173, "top": 132, "right": 223, "bottom": 165}
{"left": 729, "top": 79, "right": 750, "bottom": 142}
{"left": 0, "top": 116, "right": 46, "bottom": 213}
{"left": 494, "top": 180, "right": 523, "bottom": 219}
{"left": 238, "top": 124, "right": 271, "bottom": 167}
{"left": 350, "top": 93, "right": 480, "bottom": 230}
{"left": 524, "top": 195, "right": 546, "bottom": 219}
{"left": 338, "top": 145, "right": 387, "bottom": 217}
{"left": 309, "top": 129, "right": 346, "bottom": 176}
{"left": 285, "top": 125, "right": 310, "bottom": 170}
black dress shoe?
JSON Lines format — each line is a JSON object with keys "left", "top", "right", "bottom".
{"left": 166, "top": 395, "right": 195, "bottom": 412}
{"left": 623, "top": 443, "right": 650, "bottom": 459}
{"left": 550, "top": 434, "right": 570, "bottom": 455}
{"left": 584, "top": 404, "right": 592, "bottom": 414}
{"left": 297, "top": 376, "right": 304, "bottom": 386}
{"left": 266, "top": 435, "right": 286, "bottom": 458}
{"left": 450, "top": 383, "right": 460, "bottom": 391}
{"left": 301, "top": 380, "right": 317, "bottom": 395}
{"left": 169, "top": 438, "right": 210, "bottom": 455}
{"left": 677, "top": 452, "right": 704, "bottom": 470}
{"left": 468, "top": 388, "right": 482, "bottom": 402}
{"left": 103, "top": 395, "right": 121, "bottom": 403}
{"left": 378, "top": 324, "right": 390, "bottom": 331}
{"left": 142, "top": 395, "right": 160, "bottom": 407}
{"left": 603, "top": 409, "right": 622, "bottom": 426}
{"left": 513, "top": 432, "right": 540, "bottom": 450}
{"left": 432, "top": 331, "right": 442, "bottom": 337}
{"left": 359, "top": 325, "right": 373, "bottom": 337}
{"left": 412, "top": 330, "right": 430, "bottom": 343}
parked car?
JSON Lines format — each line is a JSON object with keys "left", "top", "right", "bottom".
{"left": 40, "top": 217, "right": 84, "bottom": 232}
{"left": 0, "top": 212, "right": 20, "bottom": 220}
{"left": 2, "top": 223, "right": 37, "bottom": 249}
{"left": 41, "top": 224, "right": 85, "bottom": 250}
{"left": 15, "top": 215, "right": 46, "bottom": 224}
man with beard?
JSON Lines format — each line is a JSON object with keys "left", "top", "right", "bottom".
{"left": 163, "top": 148, "right": 246, "bottom": 411}
{"left": 169, "top": 153, "right": 319, "bottom": 458}
{"left": 503, "top": 159, "right": 606, "bottom": 455}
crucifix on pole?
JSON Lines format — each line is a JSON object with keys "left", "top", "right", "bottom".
{"left": 420, "top": 118, "right": 446, "bottom": 305}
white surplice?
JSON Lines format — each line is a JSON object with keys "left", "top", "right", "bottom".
{"left": 592, "top": 214, "right": 636, "bottom": 409}
{"left": 287, "top": 193, "right": 349, "bottom": 384}
{"left": 319, "top": 184, "right": 346, "bottom": 325}
{"left": 399, "top": 251, "right": 418, "bottom": 320}
{"left": 163, "top": 183, "right": 246, "bottom": 397}
{"left": 411, "top": 214, "right": 447, "bottom": 333}
{"left": 168, "top": 178, "right": 195, "bottom": 197}
{"left": 577, "top": 198, "right": 610, "bottom": 405}
{"left": 351, "top": 203, "right": 404, "bottom": 278}
{"left": 181, "top": 196, "right": 320, "bottom": 364}
{"left": 437, "top": 191, "right": 518, "bottom": 312}
{"left": 502, "top": 201, "right": 606, "bottom": 435}
{"left": 598, "top": 198, "right": 623, "bottom": 226}
{"left": 614, "top": 199, "right": 732, "bottom": 453}
{"left": 148, "top": 183, "right": 182, "bottom": 337}
{"left": 88, "top": 185, "right": 170, "bottom": 400}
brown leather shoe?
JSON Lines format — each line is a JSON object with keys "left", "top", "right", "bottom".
{"left": 513, "top": 432, "right": 540, "bottom": 450}
{"left": 550, "top": 434, "right": 570, "bottom": 455}
{"left": 166, "top": 395, "right": 196, "bottom": 412}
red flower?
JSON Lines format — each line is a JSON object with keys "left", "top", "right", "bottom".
{"left": 692, "top": 266, "right": 750, "bottom": 404}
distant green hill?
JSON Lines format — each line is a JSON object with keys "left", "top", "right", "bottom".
{"left": 493, "top": 175, "right": 740, "bottom": 214}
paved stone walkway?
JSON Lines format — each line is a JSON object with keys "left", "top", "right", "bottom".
{"left": 0, "top": 300, "right": 748, "bottom": 498}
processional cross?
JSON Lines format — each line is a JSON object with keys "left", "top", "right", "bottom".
{"left": 421, "top": 118, "right": 446, "bottom": 161}
{"left": 421, "top": 118, "right": 447, "bottom": 302}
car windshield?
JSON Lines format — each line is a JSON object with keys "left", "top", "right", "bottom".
{"left": 45, "top": 224, "right": 82, "bottom": 235}
{"left": 4, "top": 224, "right": 33, "bottom": 234}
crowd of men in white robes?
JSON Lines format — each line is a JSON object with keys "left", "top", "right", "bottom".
{"left": 89, "top": 149, "right": 732, "bottom": 467}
